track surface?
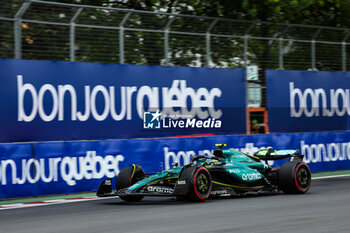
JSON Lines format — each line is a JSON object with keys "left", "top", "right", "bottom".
{"left": 0, "top": 177, "right": 349, "bottom": 233}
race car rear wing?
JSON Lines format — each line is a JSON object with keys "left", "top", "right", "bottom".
{"left": 253, "top": 148, "right": 304, "bottom": 162}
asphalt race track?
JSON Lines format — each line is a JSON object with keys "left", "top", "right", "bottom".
{"left": 0, "top": 177, "right": 349, "bottom": 233}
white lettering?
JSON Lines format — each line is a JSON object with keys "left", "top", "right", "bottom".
{"left": 58, "top": 85, "right": 77, "bottom": 121}
{"left": 290, "top": 82, "right": 350, "bottom": 118}
{"left": 76, "top": 86, "right": 91, "bottom": 121}
{"left": 17, "top": 77, "right": 223, "bottom": 123}
{"left": 90, "top": 85, "right": 110, "bottom": 121}
{"left": 17, "top": 75, "right": 38, "bottom": 122}
{"left": 0, "top": 151, "right": 125, "bottom": 186}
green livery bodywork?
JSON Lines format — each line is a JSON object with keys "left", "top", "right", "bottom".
{"left": 124, "top": 148, "right": 296, "bottom": 194}
{"left": 97, "top": 145, "right": 309, "bottom": 200}
{"left": 128, "top": 167, "right": 182, "bottom": 191}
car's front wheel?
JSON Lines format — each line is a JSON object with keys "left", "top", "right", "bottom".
{"left": 116, "top": 164, "right": 145, "bottom": 202}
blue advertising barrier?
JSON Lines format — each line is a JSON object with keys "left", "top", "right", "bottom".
{"left": 1, "top": 131, "right": 350, "bottom": 199}
{"left": 266, "top": 69, "right": 350, "bottom": 133}
{"left": 0, "top": 58, "right": 246, "bottom": 143}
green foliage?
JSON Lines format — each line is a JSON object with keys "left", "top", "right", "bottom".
{"left": 1, "top": 0, "right": 349, "bottom": 71}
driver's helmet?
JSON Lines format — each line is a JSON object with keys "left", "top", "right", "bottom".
{"left": 213, "top": 149, "right": 224, "bottom": 158}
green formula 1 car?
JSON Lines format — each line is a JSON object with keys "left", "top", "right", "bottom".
{"left": 97, "top": 144, "right": 311, "bottom": 202}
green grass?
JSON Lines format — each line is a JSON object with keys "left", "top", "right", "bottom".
{"left": 312, "top": 169, "right": 350, "bottom": 178}
{"left": 0, "top": 192, "right": 96, "bottom": 205}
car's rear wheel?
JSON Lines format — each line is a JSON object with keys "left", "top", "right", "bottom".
{"left": 278, "top": 161, "right": 311, "bottom": 194}
{"left": 180, "top": 166, "right": 212, "bottom": 201}
{"left": 116, "top": 164, "right": 145, "bottom": 202}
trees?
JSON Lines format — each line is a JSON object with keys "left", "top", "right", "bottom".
{"left": 1, "top": 0, "right": 349, "bottom": 70}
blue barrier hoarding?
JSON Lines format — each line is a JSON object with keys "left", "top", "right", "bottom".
{"left": 0, "top": 58, "right": 246, "bottom": 143}
{"left": 1, "top": 131, "right": 350, "bottom": 199}
{"left": 266, "top": 69, "right": 350, "bottom": 133}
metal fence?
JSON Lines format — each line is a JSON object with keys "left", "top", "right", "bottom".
{"left": 1, "top": 0, "right": 350, "bottom": 71}
{"left": 1, "top": 0, "right": 350, "bottom": 109}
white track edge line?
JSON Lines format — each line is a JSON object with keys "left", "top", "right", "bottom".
{"left": 0, "top": 196, "right": 118, "bottom": 211}
{"left": 312, "top": 174, "right": 350, "bottom": 180}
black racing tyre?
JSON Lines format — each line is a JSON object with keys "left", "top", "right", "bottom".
{"left": 278, "top": 161, "right": 311, "bottom": 194}
{"left": 180, "top": 166, "right": 212, "bottom": 201}
{"left": 116, "top": 164, "right": 145, "bottom": 202}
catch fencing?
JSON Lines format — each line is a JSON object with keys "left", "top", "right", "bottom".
{"left": 1, "top": 0, "right": 350, "bottom": 71}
